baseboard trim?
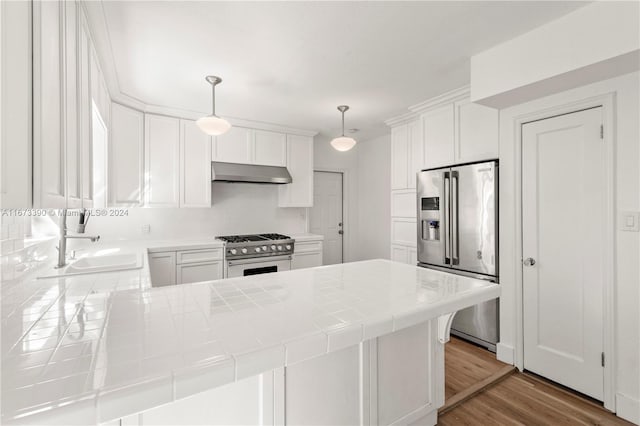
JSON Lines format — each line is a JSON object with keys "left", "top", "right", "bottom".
{"left": 616, "top": 392, "right": 640, "bottom": 425}
{"left": 438, "top": 365, "right": 516, "bottom": 415}
{"left": 496, "top": 342, "right": 515, "bottom": 365}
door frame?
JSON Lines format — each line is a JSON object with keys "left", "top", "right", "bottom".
{"left": 312, "top": 168, "right": 348, "bottom": 263}
{"left": 509, "top": 93, "right": 615, "bottom": 409}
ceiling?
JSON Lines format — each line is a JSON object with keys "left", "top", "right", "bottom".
{"left": 95, "top": 1, "right": 588, "bottom": 140}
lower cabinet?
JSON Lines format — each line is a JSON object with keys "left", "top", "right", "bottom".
{"left": 391, "top": 244, "right": 417, "bottom": 266}
{"left": 148, "top": 252, "right": 176, "bottom": 287}
{"left": 148, "top": 247, "right": 224, "bottom": 287}
{"left": 291, "top": 240, "right": 323, "bottom": 269}
{"left": 176, "top": 261, "right": 223, "bottom": 285}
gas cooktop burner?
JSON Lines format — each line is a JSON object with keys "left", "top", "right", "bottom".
{"left": 216, "top": 233, "right": 291, "bottom": 243}
{"left": 216, "top": 233, "right": 295, "bottom": 260}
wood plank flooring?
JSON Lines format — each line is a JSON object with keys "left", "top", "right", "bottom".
{"left": 444, "top": 337, "right": 509, "bottom": 399}
{"left": 440, "top": 338, "right": 632, "bottom": 425}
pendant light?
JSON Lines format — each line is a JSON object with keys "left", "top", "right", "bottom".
{"left": 197, "top": 75, "right": 231, "bottom": 136}
{"left": 330, "top": 105, "right": 357, "bottom": 152}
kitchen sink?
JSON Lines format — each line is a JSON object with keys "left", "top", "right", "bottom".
{"left": 38, "top": 252, "right": 143, "bottom": 279}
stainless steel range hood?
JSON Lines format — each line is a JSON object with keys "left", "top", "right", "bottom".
{"left": 211, "top": 161, "right": 292, "bottom": 184}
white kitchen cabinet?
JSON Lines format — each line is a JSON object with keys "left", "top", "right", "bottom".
{"left": 391, "top": 118, "right": 422, "bottom": 191}
{"left": 176, "top": 261, "right": 223, "bottom": 284}
{"left": 180, "top": 120, "right": 211, "bottom": 208}
{"left": 148, "top": 252, "right": 176, "bottom": 287}
{"left": 407, "top": 119, "right": 423, "bottom": 189}
{"left": 391, "top": 125, "right": 408, "bottom": 190}
{"left": 292, "top": 252, "right": 323, "bottom": 269}
{"left": 253, "top": 130, "right": 286, "bottom": 167}
{"left": 64, "top": 0, "right": 82, "bottom": 209}
{"left": 110, "top": 103, "right": 144, "bottom": 206}
{"left": 78, "top": 13, "right": 93, "bottom": 208}
{"left": 391, "top": 245, "right": 408, "bottom": 263}
{"left": 33, "top": 0, "right": 66, "bottom": 208}
{"left": 454, "top": 100, "right": 499, "bottom": 163}
{"left": 291, "top": 239, "right": 323, "bottom": 269}
{"left": 145, "top": 114, "right": 180, "bottom": 207}
{"left": 423, "top": 104, "right": 455, "bottom": 169}
{"left": 212, "top": 126, "right": 252, "bottom": 164}
{"left": 408, "top": 247, "right": 417, "bottom": 266}
{"left": 278, "top": 135, "right": 314, "bottom": 207}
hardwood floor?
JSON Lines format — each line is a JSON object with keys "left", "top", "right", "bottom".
{"left": 439, "top": 338, "right": 632, "bottom": 425}
{"left": 444, "top": 337, "right": 509, "bottom": 399}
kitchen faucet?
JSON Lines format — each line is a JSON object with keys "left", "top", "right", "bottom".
{"left": 56, "top": 209, "right": 100, "bottom": 268}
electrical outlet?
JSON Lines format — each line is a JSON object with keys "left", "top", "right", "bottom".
{"left": 141, "top": 224, "right": 151, "bottom": 234}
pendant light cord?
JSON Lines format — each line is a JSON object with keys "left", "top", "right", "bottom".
{"left": 211, "top": 83, "right": 216, "bottom": 117}
{"left": 341, "top": 110, "right": 345, "bottom": 136}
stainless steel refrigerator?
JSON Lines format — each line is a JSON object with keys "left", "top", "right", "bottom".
{"left": 417, "top": 160, "right": 498, "bottom": 351}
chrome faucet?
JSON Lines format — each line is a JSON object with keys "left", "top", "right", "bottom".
{"left": 57, "top": 209, "right": 100, "bottom": 268}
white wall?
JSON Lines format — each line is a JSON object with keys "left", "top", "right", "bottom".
{"left": 498, "top": 72, "right": 639, "bottom": 423}
{"left": 471, "top": 1, "right": 640, "bottom": 108}
{"left": 313, "top": 133, "right": 391, "bottom": 262}
{"left": 313, "top": 135, "right": 360, "bottom": 262}
{"left": 355, "top": 133, "right": 390, "bottom": 261}
{"left": 75, "top": 183, "right": 308, "bottom": 244}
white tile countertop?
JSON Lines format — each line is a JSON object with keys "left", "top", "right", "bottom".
{"left": 2, "top": 255, "right": 499, "bottom": 425}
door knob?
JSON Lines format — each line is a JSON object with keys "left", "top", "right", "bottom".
{"left": 338, "top": 230, "right": 344, "bottom": 235}
{"left": 338, "top": 222, "right": 343, "bottom": 227}
{"left": 523, "top": 257, "right": 536, "bottom": 266}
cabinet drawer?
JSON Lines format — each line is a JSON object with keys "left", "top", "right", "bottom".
{"left": 176, "top": 248, "right": 223, "bottom": 264}
{"left": 177, "top": 261, "right": 223, "bottom": 284}
{"left": 294, "top": 241, "right": 322, "bottom": 254}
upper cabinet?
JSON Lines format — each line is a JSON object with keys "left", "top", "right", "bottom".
{"left": 454, "top": 100, "right": 499, "bottom": 164}
{"left": 422, "top": 97, "right": 498, "bottom": 169}
{"left": 180, "top": 120, "right": 212, "bottom": 208}
{"left": 212, "top": 126, "right": 252, "bottom": 164}
{"left": 390, "top": 118, "right": 422, "bottom": 191}
{"left": 253, "top": 130, "right": 286, "bottom": 167}
{"left": 144, "top": 114, "right": 180, "bottom": 207}
{"left": 32, "top": 0, "right": 111, "bottom": 209}
{"left": 110, "top": 103, "right": 144, "bottom": 207}
{"left": 212, "top": 127, "right": 286, "bottom": 167}
{"left": 422, "top": 105, "right": 455, "bottom": 169}
{"left": 278, "top": 135, "right": 313, "bottom": 207}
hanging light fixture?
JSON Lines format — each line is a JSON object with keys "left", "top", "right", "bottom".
{"left": 197, "top": 75, "right": 231, "bottom": 136}
{"left": 330, "top": 105, "right": 357, "bottom": 152}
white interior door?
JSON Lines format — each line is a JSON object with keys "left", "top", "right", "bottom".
{"left": 311, "top": 171, "right": 343, "bottom": 265}
{"left": 522, "top": 107, "right": 605, "bottom": 401}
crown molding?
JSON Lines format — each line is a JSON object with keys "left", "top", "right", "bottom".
{"left": 384, "top": 110, "right": 419, "bottom": 127}
{"left": 80, "top": 1, "right": 318, "bottom": 138}
{"left": 408, "top": 85, "right": 470, "bottom": 114}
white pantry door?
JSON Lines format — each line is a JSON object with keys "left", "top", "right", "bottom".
{"left": 522, "top": 107, "right": 605, "bottom": 401}
{"left": 311, "top": 171, "right": 343, "bottom": 264}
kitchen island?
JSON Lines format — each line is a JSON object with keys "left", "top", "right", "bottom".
{"left": 1, "top": 258, "right": 499, "bottom": 425}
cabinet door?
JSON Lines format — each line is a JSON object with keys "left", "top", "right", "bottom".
{"left": 423, "top": 105, "right": 454, "bottom": 169}
{"left": 148, "top": 252, "right": 176, "bottom": 287}
{"left": 180, "top": 120, "right": 211, "bottom": 208}
{"left": 390, "top": 245, "right": 408, "bottom": 263}
{"left": 212, "top": 126, "right": 252, "bottom": 164}
{"left": 33, "top": 0, "right": 65, "bottom": 208}
{"left": 64, "top": 0, "right": 82, "bottom": 208}
{"left": 292, "top": 252, "right": 322, "bottom": 269}
{"left": 455, "top": 100, "right": 499, "bottom": 163}
{"left": 79, "top": 15, "right": 93, "bottom": 208}
{"left": 407, "top": 119, "right": 423, "bottom": 189}
{"left": 391, "top": 125, "right": 408, "bottom": 190}
{"left": 176, "top": 261, "right": 223, "bottom": 284}
{"left": 408, "top": 247, "right": 418, "bottom": 266}
{"left": 145, "top": 114, "right": 180, "bottom": 207}
{"left": 278, "top": 135, "right": 313, "bottom": 207}
{"left": 110, "top": 103, "right": 144, "bottom": 206}
{"left": 254, "top": 130, "right": 286, "bottom": 166}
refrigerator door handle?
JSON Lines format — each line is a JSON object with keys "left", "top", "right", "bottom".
{"left": 451, "top": 171, "right": 459, "bottom": 265}
{"left": 443, "top": 171, "right": 450, "bottom": 264}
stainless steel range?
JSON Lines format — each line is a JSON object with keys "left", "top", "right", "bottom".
{"left": 217, "top": 233, "right": 295, "bottom": 278}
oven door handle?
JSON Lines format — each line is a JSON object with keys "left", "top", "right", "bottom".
{"left": 227, "top": 255, "right": 292, "bottom": 266}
